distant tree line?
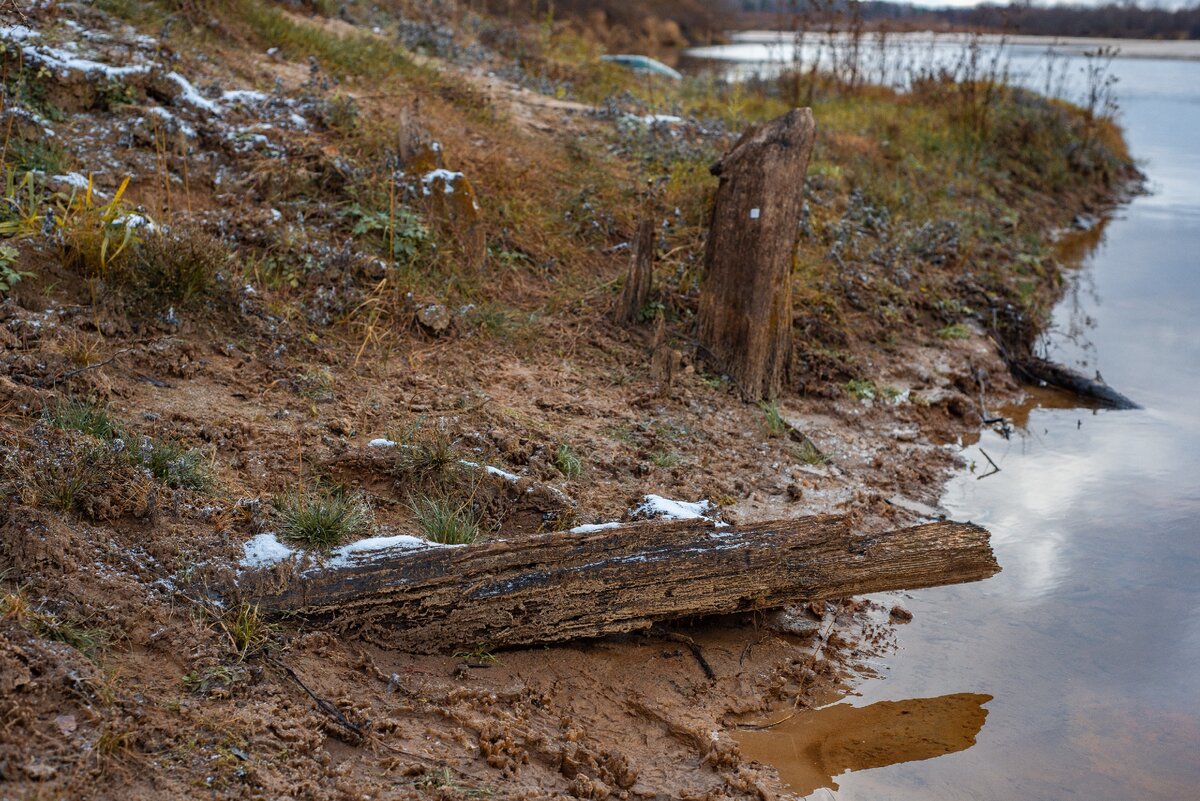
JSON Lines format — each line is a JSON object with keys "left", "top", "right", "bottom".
{"left": 731, "top": 1, "right": 1200, "bottom": 40}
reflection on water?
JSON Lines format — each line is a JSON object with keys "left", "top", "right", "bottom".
{"left": 735, "top": 694, "right": 991, "bottom": 796}
{"left": 717, "top": 39, "right": 1200, "bottom": 801}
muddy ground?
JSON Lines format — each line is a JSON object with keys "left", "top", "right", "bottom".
{"left": 0, "top": 2, "right": 1131, "bottom": 799}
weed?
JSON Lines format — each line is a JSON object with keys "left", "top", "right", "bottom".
{"left": 410, "top": 495, "right": 479, "bottom": 545}
{"left": 343, "top": 202, "right": 431, "bottom": 264}
{"left": 0, "top": 244, "right": 33, "bottom": 293}
{"left": 8, "top": 138, "right": 67, "bottom": 174}
{"left": 452, "top": 644, "right": 498, "bottom": 664}
{"left": 59, "top": 176, "right": 143, "bottom": 280}
{"left": 46, "top": 397, "right": 123, "bottom": 440}
{"left": 274, "top": 487, "right": 372, "bottom": 548}
{"left": 650, "top": 449, "right": 680, "bottom": 468}
{"left": 182, "top": 664, "right": 245, "bottom": 694}
{"left": 132, "top": 227, "right": 226, "bottom": 306}
{"left": 937, "top": 323, "right": 972, "bottom": 340}
{"left": 131, "top": 438, "right": 212, "bottom": 491}
{"left": 32, "top": 457, "right": 98, "bottom": 514}
{"left": 295, "top": 366, "right": 335, "bottom": 401}
{"left": 219, "top": 602, "right": 273, "bottom": 662}
{"left": 389, "top": 422, "right": 466, "bottom": 491}
{"left": 793, "top": 439, "right": 828, "bottom": 466}
{"left": 845, "top": 379, "right": 878, "bottom": 402}
{"left": 759, "top": 400, "right": 788, "bottom": 439}
{"left": 553, "top": 444, "right": 582, "bottom": 479}
{"left": 2, "top": 590, "right": 111, "bottom": 657}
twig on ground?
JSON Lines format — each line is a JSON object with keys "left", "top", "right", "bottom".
{"left": 664, "top": 632, "right": 716, "bottom": 681}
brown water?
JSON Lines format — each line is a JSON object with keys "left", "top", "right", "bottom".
{"left": 727, "top": 52, "right": 1200, "bottom": 799}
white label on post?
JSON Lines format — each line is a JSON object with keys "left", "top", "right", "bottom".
{"left": 750, "top": 208, "right": 761, "bottom": 219}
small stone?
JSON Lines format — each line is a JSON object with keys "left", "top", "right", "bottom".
{"left": 890, "top": 605, "right": 913, "bottom": 623}
{"left": 416, "top": 303, "right": 451, "bottom": 333}
{"left": 24, "top": 760, "right": 57, "bottom": 781}
{"left": 54, "top": 714, "right": 76, "bottom": 735}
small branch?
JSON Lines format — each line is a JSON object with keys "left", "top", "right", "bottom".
{"left": 665, "top": 632, "right": 716, "bottom": 681}
{"left": 977, "top": 448, "right": 1001, "bottom": 480}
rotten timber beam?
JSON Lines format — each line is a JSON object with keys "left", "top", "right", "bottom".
{"left": 244, "top": 515, "right": 999, "bottom": 654}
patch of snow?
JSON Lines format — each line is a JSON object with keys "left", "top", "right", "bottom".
{"left": 15, "top": 37, "right": 150, "bottom": 79}
{"left": 485, "top": 464, "right": 521, "bottom": 482}
{"left": 632, "top": 494, "right": 712, "bottom": 521}
{"left": 421, "top": 169, "right": 464, "bottom": 195}
{"left": 166, "top": 71, "right": 223, "bottom": 116}
{"left": 287, "top": 112, "right": 308, "bottom": 129}
{"left": 460, "top": 459, "right": 522, "bottom": 482}
{"left": 240, "top": 533, "right": 295, "bottom": 568}
{"left": 322, "top": 534, "right": 456, "bottom": 569}
{"left": 146, "top": 105, "right": 197, "bottom": 137}
{"left": 221, "top": 89, "right": 268, "bottom": 104}
{"left": 50, "top": 172, "right": 91, "bottom": 191}
{"left": 367, "top": 438, "right": 397, "bottom": 448}
{"left": 0, "top": 25, "right": 38, "bottom": 42}
{"left": 113, "top": 213, "right": 154, "bottom": 230}
{"left": 569, "top": 522, "right": 623, "bottom": 534}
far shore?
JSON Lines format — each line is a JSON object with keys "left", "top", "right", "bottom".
{"left": 689, "top": 30, "right": 1200, "bottom": 62}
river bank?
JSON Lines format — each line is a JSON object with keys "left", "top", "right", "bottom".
{"left": 0, "top": 2, "right": 1137, "bottom": 798}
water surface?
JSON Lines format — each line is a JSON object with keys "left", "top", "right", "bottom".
{"left": 715, "top": 39, "right": 1200, "bottom": 799}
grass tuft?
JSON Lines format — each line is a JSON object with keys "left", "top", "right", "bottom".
{"left": 553, "top": 444, "right": 582, "bottom": 479}
{"left": 410, "top": 495, "right": 480, "bottom": 545}
{"left": 274, "top": 487, "right": 372, "bottom": 548}
{"left": 219, "top": 602, "right": 273, "bottom": 662}
{"left": 131, "top": 438, "right": 212, "bottom": 491}
{"left": 2, "top": 590, "right": 111, "bottom": 658}
{"left": 759, "top": 400, "right": 788, "bottom": 439}
{"left": 46, "top": 397, "right": 123, "bottom": 440}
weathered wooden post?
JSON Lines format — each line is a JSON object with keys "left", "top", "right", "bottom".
{"left": 613, "top": 218, "right": 656, "bottom": 324}
{"left": 697, "top": 108, "right": 816, "bottom": 399}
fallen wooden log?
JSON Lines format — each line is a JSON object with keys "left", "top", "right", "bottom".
{"left": 245, "top": 515, "right": 999, "bottom": 654}
{"left": 1011, "top": 356, "right": 1140, "bottom": 410}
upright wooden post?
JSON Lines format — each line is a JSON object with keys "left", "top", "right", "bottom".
{"left": 698, "top": 108, "right": 816, "bottom": 400}
{"left": 613, "top": 218, "right": 656, "bottom": 325}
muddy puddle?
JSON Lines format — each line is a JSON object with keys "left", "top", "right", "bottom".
{"left": 734, "top": 54, "right": 1200, "bottom": 799}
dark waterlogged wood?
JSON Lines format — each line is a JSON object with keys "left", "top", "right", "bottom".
{"left": 1012, "top": 356, "right": 1140, "bottom": 410}
{"left": 246, "top": 516, "right": 999, "bottom": 654}
{"left": 698, "top": 108, "right": 817, "bottom": 400}
{"left": 614, "top": 218, "right": 656, "bottom": 325}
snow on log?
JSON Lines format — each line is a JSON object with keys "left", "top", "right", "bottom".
{"left": 242, "top": 515, "right": 999, "bottom": 654}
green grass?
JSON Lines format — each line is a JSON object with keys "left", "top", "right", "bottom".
{"left": 650, "top": 449, "right": 680, "bottom": 468}
{"left": 274, "top": 487, "right": 372, "bottom": 548}
{"left": 410, "top": 495, "right": 480, "bottom": 545}
{"left": 759, "top": 400, "right": 788, "bottom": 439}
{"left": 131, "top": 438, "right": 212, "bottom": 491}
{"left": 232, "top": 0, "right": 415, "bottom": 80}
{"left": 218, "top": 602, "right": 273, "bottom": 662}
{"left": 1, "top": 590, "right": 111, "bottom": 658}
{"left": 553, "top": 444, "right": 582, "bottom": 479}
{"left": 46, "top": 397, "right": 123, "bottom": 440}
{"left": 937, "top": 323, "right": 972, "bottom": 340}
